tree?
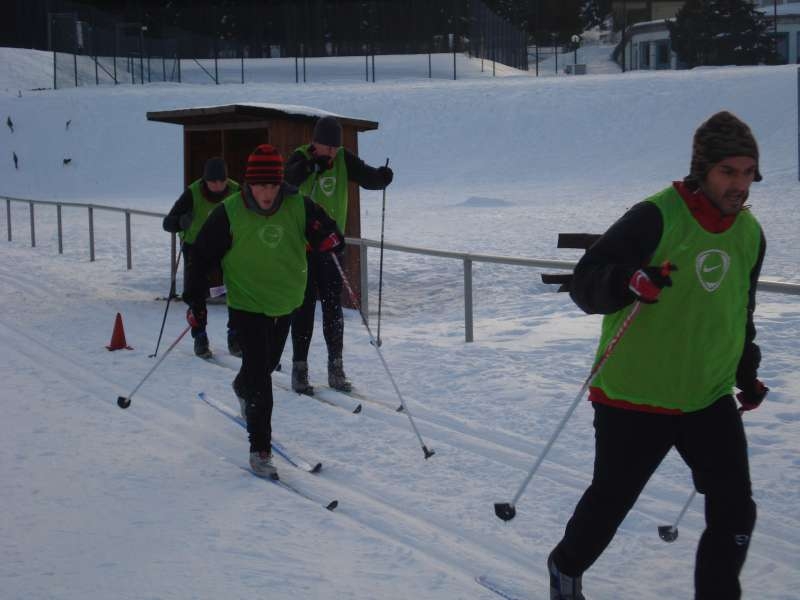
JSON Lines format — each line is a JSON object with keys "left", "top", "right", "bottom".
{"left": 667, "top": 0, "right": 776, "bottom": 68}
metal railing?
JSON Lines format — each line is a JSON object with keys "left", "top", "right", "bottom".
{"left": 3, "top": 195, "right": 799, "bottom": 342}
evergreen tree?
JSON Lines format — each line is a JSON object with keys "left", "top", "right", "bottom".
{"left": 667, "top": 0, "right": 776, "bottom": 68}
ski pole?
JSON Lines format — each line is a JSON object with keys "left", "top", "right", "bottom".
{"left": 658, "top": 490, "right": 696, "bottom": 543}
{"left": 375, "top": 157, "right": 390, "bottom": 347}
{"left": 150, "top": 244, "right": 184, "bottom": 358}
{"left": 330, "top": 252, "right": 435, "bottom": 459}
{"left": 494, "top": 300, "right": 644, "bottom": 522}
{"left": 658, "top": 406, "right": 747, "bottom": 542}
{"left": 118, "top": 324, "right": 191, "bottom": 409}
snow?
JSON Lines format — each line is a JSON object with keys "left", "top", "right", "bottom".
{"left": 1, "top": 48, "right": 799, "bottom": 600}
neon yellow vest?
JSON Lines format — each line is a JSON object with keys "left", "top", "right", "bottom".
{"left": 181, "top": 178, "right": 240, "bottom": 244}
{"left": 221, "top": 191, "right": 308, "bottom": 316}
{"left": 297, "top": 145, "right": 349, "bottom": 233}
{"left": 592, "top": 186, "right": 762, "bottom": 412}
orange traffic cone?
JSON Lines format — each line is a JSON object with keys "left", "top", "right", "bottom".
{"left": 106, "top": 312, "right": 133, "bottom": 351}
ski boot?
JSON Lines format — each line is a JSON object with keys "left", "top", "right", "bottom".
{"left": 193, "top": 331, "right": 212, "bottom": 359}
{"left": 328, "top": 357, "right": 352, "bottom": 392}
{"left": 548, "top": 552, "right": 585, "bottom": 600}
{"left": 291, "top": 361, "right": 314, "bottom": 395}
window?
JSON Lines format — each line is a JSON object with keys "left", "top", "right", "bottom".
{"left": 772, "top": 32, "right": 789, "bottom": 64}
{"left": 639, "top": 41, "right": 650, "bottom": 69}
{"left": 654, "top": 40, "right": 671, "bottom": 69}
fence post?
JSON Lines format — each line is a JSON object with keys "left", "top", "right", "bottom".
{"left": 88, "top": 206, "right": 95, "bottom": 261}
{"left": 125, "top": 210, "right": 132, "bottom": 269}
{"left": 57, "top": 204, "right": 63, "bottom": 254}
{"left": 464, "top": 257, "right": 473, "bottom": 342}
{"left": 6, "top": 198, "right": 11, "bottom": 241}
{"left": 29, "top": 201, "right": 36, "bottom": 247}
{"left": 359, "top": 243, "right": 369, "bottom": 324}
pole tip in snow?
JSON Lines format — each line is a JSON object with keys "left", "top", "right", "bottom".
{"left": 117, "top": 396, "right": 131, "bottom": 409}
{"left": 658, "top": 525, "right": 679, "bottom": 542}
{"left": 423, "top": 446, "right": 435, "bottom": 460}
{"left": 494, "top": 502, "right": 516, "bottom": 521}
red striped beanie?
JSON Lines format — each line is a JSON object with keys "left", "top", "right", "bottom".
{"left": 245, "top": 144, "right": 284, "bottom": 185}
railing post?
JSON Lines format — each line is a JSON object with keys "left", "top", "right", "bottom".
{"left": 29, "top": 201, "right": 35, "bottom": 247}
{"left": 464, "top": 257, "right": 474, "bottom": 342}
{"left": 88, "top": 206, "right": 95, "bottom": 262}
{"left": 125, "top": 210, "right": 132, "bottom": 270}
{"left": 57, "top": 204, "right": 63, "bottom": 254}
{"left": 6, "top": 198, "right": 11, "bottom": 241}
{"left": 359, "top": 242, "right": 369, "bottom": 323}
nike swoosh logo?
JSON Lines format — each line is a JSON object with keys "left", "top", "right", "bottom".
{"left": 703, "top": 265, "right": 721, "bottom": 272}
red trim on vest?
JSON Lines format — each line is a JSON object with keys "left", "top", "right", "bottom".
{"left": 589, "top": 386, "right": 683, "bottom": 414}
{"left": 673, "top": 181, "right": 736, "bottom": 233}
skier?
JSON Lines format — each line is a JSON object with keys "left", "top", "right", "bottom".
{"left": 547, "top": 111, "right": 769, "bottom": 600}
{"left": 284, "top": 115, "right": 393, "bottom": 394}
{"left": 163, "top": 157, "right": 240, "bottom": 358}
{"left": 184, "top": 144, "right": 343, "bottom": 478}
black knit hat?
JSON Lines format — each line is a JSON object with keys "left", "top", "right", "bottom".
{"left": 245, "top": 144, "right": 284, "bottom": 185}
{"left": 202, "top": 157, "right": 227, "bottom": 182}
{"left": 685, "top": 111, "right": 762, "bottom": 188}
{"left": 312, "top": 116, "right": 342, "bottom": 147}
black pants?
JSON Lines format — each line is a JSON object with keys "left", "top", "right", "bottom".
{"left": 291, "top": 250, "right": 344, "bottom": 363}
{"left": 229, "top": 308, "right": 291, "bottom": 453}
{"left": 552, "top": 397, "right": 755, "bottom": 600}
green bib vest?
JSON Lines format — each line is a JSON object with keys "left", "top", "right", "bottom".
{"left": 181, "top": 178, "right": 240, "bottom": 244}
{"left": 298, "top": 144, "right": 349, "bottom": 232}
{"left": 592, "top": 186, "right": 762, "bottom": 413}
{"left": 221, "top": 191, "right": 309, "bottom": 317}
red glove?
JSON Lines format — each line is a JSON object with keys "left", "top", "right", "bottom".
{"left": 318, "top": 231, "right": 344, "bottom": 253}
{"left": 629, "top": 262, "right": 677, "bottom": 304}
{"left": 737, "top": 379, "right": 769, "bottom": 411}
{"left": 186, "top": 306, "right": 207, "bottom": 329}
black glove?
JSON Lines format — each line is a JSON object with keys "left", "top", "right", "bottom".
{"left": 628, "top": 262, "right": 677, "bottom": 304}
{"left": 313, "top": 155, "right": 332, "bottom": 172}
{"left": 186, "top": 305, "right": 207, "bottom": 329}
{"left": 179, "top": 213, "right": 193, "bottom": 231}
{"left": 737, "top": 379, "right": 769, "bottom": 411}
{"left": 378, "top": 165, "right": 393, "bottom": 187}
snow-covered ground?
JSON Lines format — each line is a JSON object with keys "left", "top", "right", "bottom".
{"left": 1, "top": 48, "right": 798, "bottom": 600}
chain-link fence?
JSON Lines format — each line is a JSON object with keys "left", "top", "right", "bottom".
{"left": 39, "top": 0, "right": 529, "bottom": 89}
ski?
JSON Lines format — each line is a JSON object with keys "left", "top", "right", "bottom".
{"left": 476, "top": 575, "right": 529, "bottom": 600}
{"left": 203, "top": 355, "right": 362, "bottom": 415}
{"left": 238, "top": 467, "right": 337, "bottom": 511}
{"left": 197, "top": 392, "right": 323, "bottom": 473}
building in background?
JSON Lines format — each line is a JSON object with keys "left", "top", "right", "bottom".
{"left": 618, "top": 0, "right": 800, "bottom": 71}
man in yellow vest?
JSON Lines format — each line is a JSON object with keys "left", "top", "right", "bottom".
{"left": 163, "top": 157, "right": 240, "bottom": 358}
{"left": 285, "top": 116, "right": 393, "bottom": 394}
{"left": 184, "top": 144, "right": 342, "bottom": 479}
{"left": 547, "top": 111, "right": 768, "bottom": 600}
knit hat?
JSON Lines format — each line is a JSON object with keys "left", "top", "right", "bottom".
{"left": 202, "top": 157, "right": 227, "bottom": 182}
{"left": 245, "top": 144, "right": 284, "bottom": 185}
{"left": 312, "top": 116, "right": 342, "bottom": 147}
{"left": 685, "top": 111, "right": 762, "bottom": 187}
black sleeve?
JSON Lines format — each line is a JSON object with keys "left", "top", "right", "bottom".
{"left": 183, "top": 204, "right": 232, "bottom": 306}
{"left": 569, "top": 201, "right": 663, "bottom": 315}
{"left": 343, "top": 149, "right": 386, "bottom": 190}
{"left": 303, "top": 196, "right": 342, "bottom": 249}
{"left": 284, "top": 150, "right": 314, "bottom": 186}
{"left": 735, "top": 230, "right": 766, "bottom": 388}
{"left": 163, "top": 188, "right": 193, "bottom": 233}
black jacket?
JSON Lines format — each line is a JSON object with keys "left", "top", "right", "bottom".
{"left": 284, "top": 147, "right": 388, "bottom": 190}
{"left": 569, "top": 199, "right": 766, "bottom": 391}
